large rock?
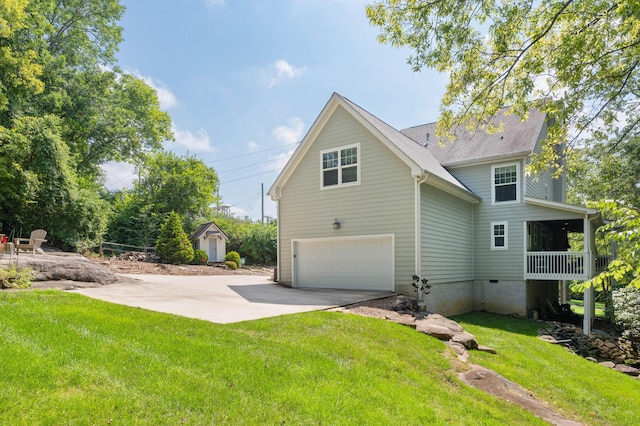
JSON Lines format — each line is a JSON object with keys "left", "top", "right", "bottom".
{"left": 415, "top": 314, "right": 474, "bottom": 348}
{"left": 451, "top": 331, "right": 479, "bottom": 350}
{"left": 415, "top": 320, "right": 457, "bottom": 340}
{"left": 614, "top": 364, "right": 640, "bottom": 377}
{"left": 6, "top": 253, "right": 118, "bottom": 285}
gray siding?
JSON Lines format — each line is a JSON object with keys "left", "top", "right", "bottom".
{"left": 277, "top": 105, "right": 415, "bottom": 289}
{"left": 420, "top": 184, "right": 473, "bottom": 283}
{"left": 449, "top": 160, "right": 585, "bottom": 281}
{"left": 525, "top": 119, "right": 565, "bottom": 203}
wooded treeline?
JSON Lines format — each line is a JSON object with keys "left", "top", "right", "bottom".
{"left": 0, "top": 0, "right": 276, "bottom": 264}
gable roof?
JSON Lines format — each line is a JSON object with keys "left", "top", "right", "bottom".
{"left": 268, "top": 92, "right": 479, "bottom": 202}
{"left": 189, "top": 221, "right": 228, "bottom": 241}
{"left": 401, "top": 107, "right": 547, "bottom": 167}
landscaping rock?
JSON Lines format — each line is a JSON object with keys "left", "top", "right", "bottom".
{"left": 614, "top": 364, "right": 640, "bottom": 376}
{"left": 394, "top": 314, "right": 417, "bottom": 328}
{"left": 598, "top": 361, "right": 615, "bottom": 369}
{"left": 445, "top": 341, "right": 469, "bottom": 361}
{"left": 10, "top": 254, "right": 118, "bottom": 285}
{"left": 415, "top": 320, "right": 457, "bottom": 340}
{"left": 425, "top": 313, "right": 464, "bottom": 333}
{"left": 452, "top": 331, "right": 478, "bottom": 350}
{"left": 585, "top": 357, "right": 598, "bottom": 363}
{"left": 477, "top": 345, "right": 497, "bottom": 354}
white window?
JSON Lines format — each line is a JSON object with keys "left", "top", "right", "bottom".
{"left": 491, "top": 163, "right": 520, "bottom": 204}
{"left": 321, "top": 144, "right": 360, "bottom": 188}
{"left": 491, "top": 221, "right": 508, "bottom": 250}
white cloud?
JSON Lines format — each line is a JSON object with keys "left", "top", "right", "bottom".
{"left": 268, "top": 59, "right": 306, "bottom": 87}
{"left": 173, "top": 126, "right": 214, "bottom": 152}
{"left": 247, "top": 140, "right": 260, "bottom": 152}
{"left": 272, "top": 117, "right": 304, "bottom": 145}
{"left": 101, "top": 161, "right": 137, "bottom": 190}
{"left": 265, "top": 149, "right": 295, "bottom": 172}
{"left": 204, "top": 0, "right": 225, "bottom": 8}
{"left": 229, "top": 205, "right": 249, "bottom": 218}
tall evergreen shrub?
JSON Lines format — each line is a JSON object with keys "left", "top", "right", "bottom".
{"left": 155, "top": 211, "right": 194, "bottom": 264}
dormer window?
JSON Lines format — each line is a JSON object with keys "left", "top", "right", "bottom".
{"left": 491, "top": 163, "right": 520, "bottom": 204}
{"left": 321, "top": 144, "right": 360, "bottom": 188}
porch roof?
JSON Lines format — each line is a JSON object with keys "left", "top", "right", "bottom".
{"left": 524, "top": 197, "right": 604, "bottom": 227}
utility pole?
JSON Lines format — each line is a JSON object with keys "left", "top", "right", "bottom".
{"left": 261, "top": 182, "right": 264, "bottom": 224}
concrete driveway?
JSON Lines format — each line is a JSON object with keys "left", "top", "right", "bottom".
{"left": 71, "top": 274, "right": 393, "bottom": 324}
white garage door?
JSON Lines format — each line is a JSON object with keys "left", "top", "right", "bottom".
{"left": 293, "top": 235, "right": 394, "bottom": 291}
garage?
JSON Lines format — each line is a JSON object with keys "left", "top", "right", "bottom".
{"left": 292, "top": 235, "right": 394, "bottom": 291}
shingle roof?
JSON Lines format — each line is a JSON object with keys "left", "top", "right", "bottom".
{"left": 339, "top": 94, "right": 475, "bottom": 195}
{"left": 400, "top": 108, "right": 546, "bottom": 166}
{"left": 189, "top": 221, "right": 228, "bottom": 241}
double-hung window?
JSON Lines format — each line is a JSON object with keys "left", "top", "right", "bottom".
{"left": 491, "top": 221, "right": 508, "bottom": 250}
{"left": 491, "top": 163, "right": 520, "bottom": 204}
{"left": 321, "top": 144, "right": 359, "bottom": 188}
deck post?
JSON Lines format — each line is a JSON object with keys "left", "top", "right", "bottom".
{"left": 583, "top": 214, "right": 593, "bottom": 335}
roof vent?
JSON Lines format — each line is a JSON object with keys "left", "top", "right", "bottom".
{"left": 424, "top": 132, "right": 430, "bottom": 147}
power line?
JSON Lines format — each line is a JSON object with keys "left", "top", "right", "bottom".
{"left": 220, "top": 169, "right": 277, "bottom": 185}
{"left": 206, "top": 141, "right": 299, "bottom": 164}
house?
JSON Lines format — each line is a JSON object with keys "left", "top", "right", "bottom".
{"left": 268, "top": 93, "right": 610, "bottom": 331}
{"left": 189, "top": 221, "right": 228, "bottom": 263}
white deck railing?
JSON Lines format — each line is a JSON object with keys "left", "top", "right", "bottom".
{"left": 526, "top": 251, "right": 586, "bottom": 280}
{"left": 525, "top": 252, "right": 612, "bottom": 280}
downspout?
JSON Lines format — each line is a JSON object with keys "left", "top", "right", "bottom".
{"left": 415, "top": 173, "right": 428, "bottom": 304}
{"left": 272, "top": 190, "right": 281, "bottom": 283}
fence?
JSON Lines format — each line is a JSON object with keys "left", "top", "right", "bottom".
{"left": 99, "top": 241, "right": 155, "bottom": 255}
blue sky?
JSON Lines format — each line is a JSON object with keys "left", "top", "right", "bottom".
{"left": 104, "top": 0, "right": 447, "bottom": 220}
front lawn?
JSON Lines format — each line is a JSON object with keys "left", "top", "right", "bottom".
{"left": 1, "top": 291, "right": 638, "bottom": 425}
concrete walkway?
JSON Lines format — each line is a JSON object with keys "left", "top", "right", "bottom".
{"left": 71, "top": 274, "right": 393, "bottom": 324}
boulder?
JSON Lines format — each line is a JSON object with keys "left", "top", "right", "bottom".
{"left": 415, "top": 320, "right": 457, "bottom": 340}
{"left": 445, "top": 341, "right": 469, "bottom": 361}
{"left": 425, "top": 314, "right": 464, "bottom": 333}
{"left": 614, "top": 364, "right": 640, "bottom": 376}
{"left": 394, "top": 315, "right": 417, "bottom": 328}
{"left": 598, "top": 361, "right": 615, "bottom": 369}
{"left": 452, "top": 331, "right": 478, "bottom": 350}
{"left": 8, "top": 254, "right": 118, "bottom": 285}
{"left": 477, "top": 345, "right": 497, "bottom": 354}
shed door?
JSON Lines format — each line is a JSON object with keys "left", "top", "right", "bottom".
{"left": 293, "top": 236, "right": 393, "bottom": 291}
{"left": 208, "top": 238, "right": 217, "bottom": 262}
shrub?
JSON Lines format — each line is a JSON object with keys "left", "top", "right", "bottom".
{"left": 613, "top": 286, "right": 640, "bottom": 342}
{"left": 155, "top": 211, "right": 194, "bottom": 264}
{"left": 0, "top": 265, "right": 35, "bottom": 289}
{"left": 191, "top": 249, "right": 208, "bottom": 265}
{"left": 225, "top": 260, "right": 238, "bottom": 270}
{"left": 225, "top": 251, "right": 241, "bottom": 269}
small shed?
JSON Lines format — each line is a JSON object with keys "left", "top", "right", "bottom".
{"left": 189, "top": 221, "right": 228, "bottom": 263}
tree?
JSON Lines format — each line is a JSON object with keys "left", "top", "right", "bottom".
{"left": 0, "top": 0, "right": 173, "bottom": 251}
{"left": 137, "top": 151, "right": 220, "bottom": 231}
{"left": 105, "top": 152, "right": 220, "bottom": 247}
{"left": 215, "top": 216, "right": 277, "bottom": 265}
{"left": 366, "top": 0, "right": 640, "bottom": 175}
{"left": 155, "top": 211, "right": 194, "bottom": 265}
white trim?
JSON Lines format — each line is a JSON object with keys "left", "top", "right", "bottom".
{"left": 319, "top": 143, "right": 361, "bottom": 190}
{"left": 491, "top": 221, "right": 508, "bottom": 250}
{"left": 524, "top": 196, "right": 600, "bottom": 215}
{"left": 491, "top": 162, "right": 521, "bottom": 205}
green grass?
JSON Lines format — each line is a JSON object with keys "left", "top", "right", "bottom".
{"left": 1, "top": 291, "right": 638, "bottom": 425}
{"left": 569, "top": 299, "right": 606, "bottom": 317}
{"left": 454, "top": 312, "right": 640, "bottom": 425}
